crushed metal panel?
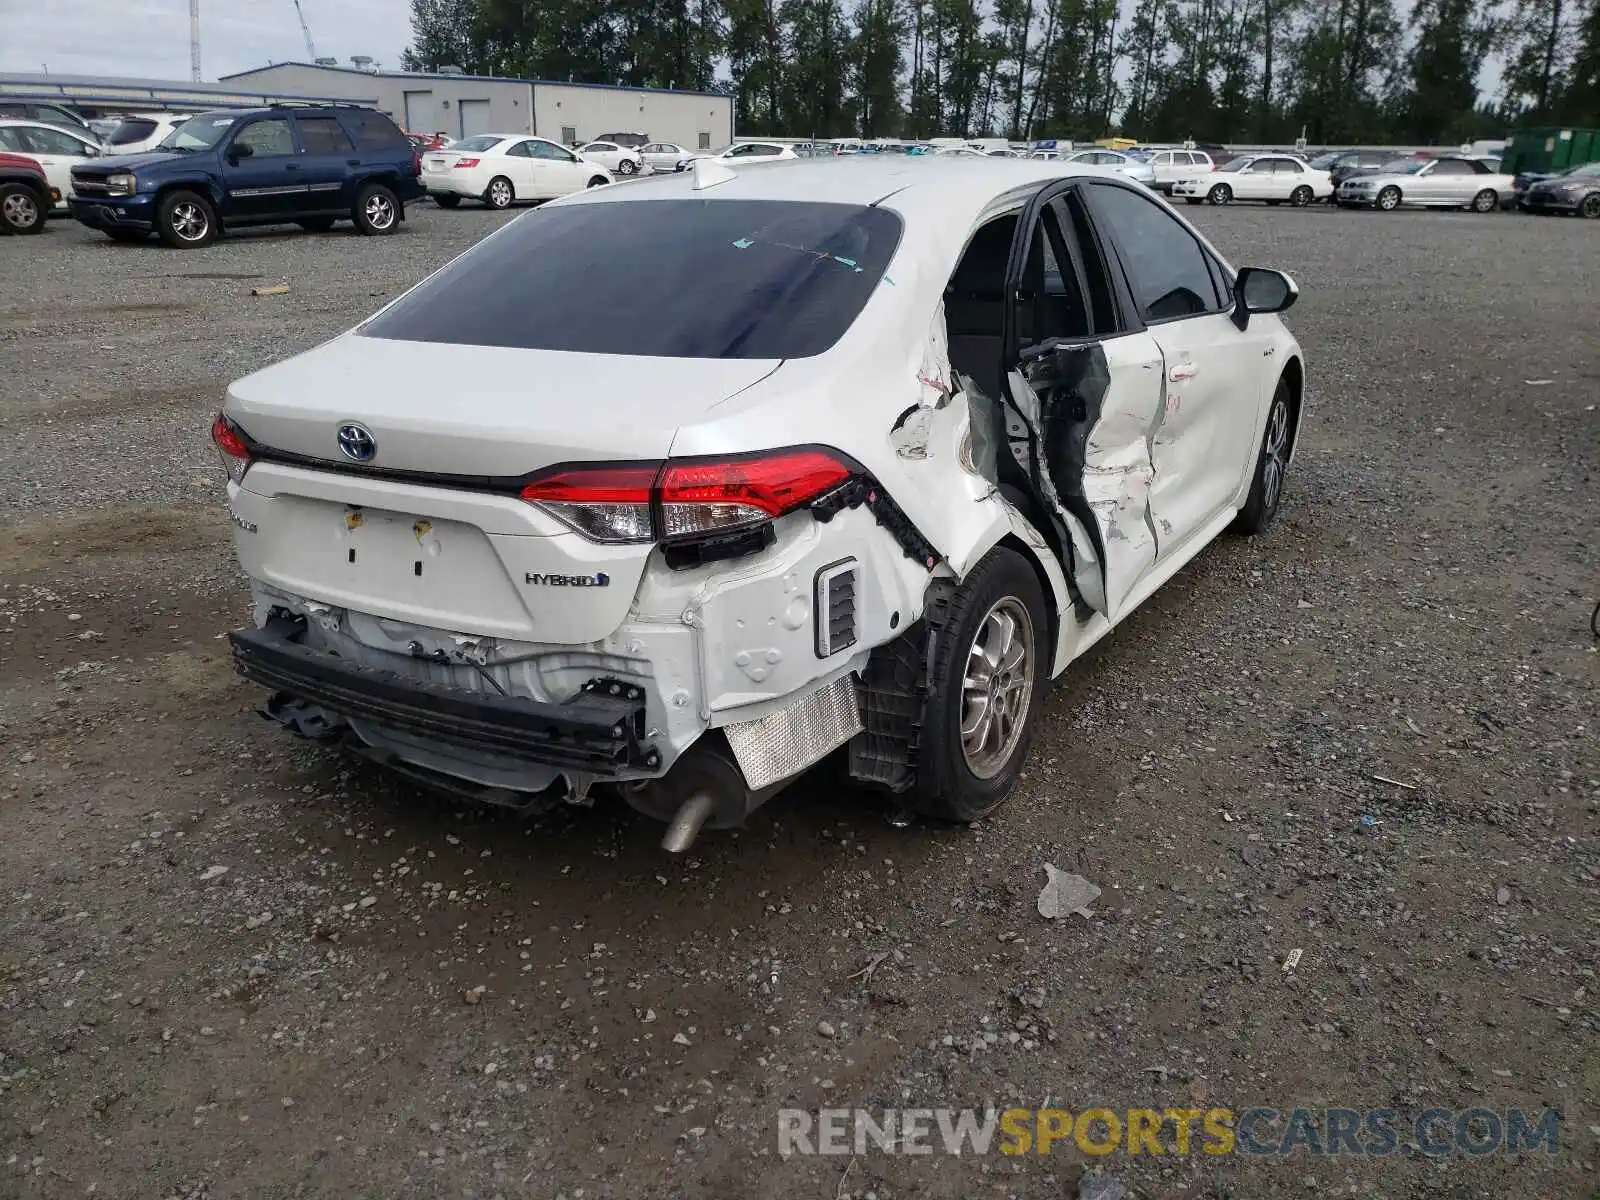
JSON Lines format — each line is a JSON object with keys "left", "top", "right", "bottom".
{"left": 723, "top": 671, "right": 863, "bottom": 790}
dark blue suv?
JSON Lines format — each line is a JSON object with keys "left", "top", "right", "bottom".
{"left": 70, "top": 104, "right": 423, "bottom": 248}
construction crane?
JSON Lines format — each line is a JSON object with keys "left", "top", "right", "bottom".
{"left": 291, "top": 0, "right": 317, "bottom": 62}
{"left": 189, "top": 0, "right": 201, "bottom": 82}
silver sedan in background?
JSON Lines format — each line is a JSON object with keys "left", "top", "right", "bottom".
{"left": 1061, "top": 149, "right": 1158, "bottom": 187}
{"left": 640, "top": 142, "right": 693, "bottom": 173}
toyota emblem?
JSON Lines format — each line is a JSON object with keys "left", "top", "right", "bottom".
{"left": 337, "top": 422, "right": 377, "bottom": 462}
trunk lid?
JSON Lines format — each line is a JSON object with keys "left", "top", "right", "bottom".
{"left": 226, "top": 333, "right": 781, "bottom": 477}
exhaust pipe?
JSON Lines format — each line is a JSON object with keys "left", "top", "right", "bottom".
{"left": 660, "top": 790, "right": 717, "bottom": 854}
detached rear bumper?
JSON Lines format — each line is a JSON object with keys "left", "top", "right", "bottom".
{"left": 230, "top": 616, "right": 655, "bottom": 776}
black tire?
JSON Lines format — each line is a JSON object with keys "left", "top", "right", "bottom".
{"left": 483, "top": 176, "right": 514, "bottom": 209}
{"left": 1581, "top": 194, "right": 1600, "bottom": 219}
{"left": 1376, "top": 186, "right": 1401, "bottom": 212}
{"left": 587, "top": 175, "right": 610, "bottom": 188}
{"left": 431, "top": 192, "right": 461, "bottom": 208}
{"left": 1471, "top": 188, "right": 1497, "bottom": 213}
{"left": 1207, "top": 183, "right": 1232, "bottom": 205}
{"left": 906, "top": 547, "right": 1049, "bottom": 823}
{"left": 616, "top": 159, "right": 638, "bottom": 175}
{"left": 105, "top": 228, "right": 148, "bottom": 244}
{"left": 296, "top": 216, "right": 336, "bottom": 232}
{"left": 1232, "top": 375, "right": 1294, "bottom": 535}
{"left": 155, "top": 189, "right": 217, "bottom": 248}
{"left": 1290, "top": 185, "right": 1313, "bottom": 207}
{"left": 0, "top": 183, "right": 47, "bottom": 234}
{"left": 353, "top": 183, "right": 400, "bottom": 235}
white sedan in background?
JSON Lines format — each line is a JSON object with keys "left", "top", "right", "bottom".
{"left": 1142, "top": 148, "right": 1215, "bottom": 193}
{"left": 1172, "top": 154, "right": 1332, "bottom": 206}
{"left": 577, "top": 141, "right": 646, "bottom": 176}
{"left": 0, "top": 119, "right": 106, "bottom": 210}
{"left": 640, "top": 141, "right": 693, "bottom": 172}
{"left": 1060, "top": 149, "right": 1157, "bottom": 187}
{"left": 422, "top": 135, "right": 614, "bottom": 209}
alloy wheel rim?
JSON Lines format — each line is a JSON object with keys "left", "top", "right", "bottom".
{"left": 1380, "top": 190, "right": 1398, "bottom": 210}
{"left": 1584, "top": 195, "right": 1600, "bottom": 218}
{"left": 172, "top": 201, "right": 207, "bottom": 241}
{"left": 3, "top": 193, "right": 37, "bottom": 226}
{"left": 490, "top": 181, "right": 510, "bottom": 206}
{"left": 366, "top": 194, "right": 395, "bottom": 227}
{"left": 1211, "top": 185, "right": 1228, "bottom": 204}
{"left": 1475, "top": 192, "right": 1493, "bottom": 212}
{"left": 1262, "top": 397, "right": 1290, "bottom": 510}
{"left": 960, "top": 597, "right": 1035, "bottom": 779}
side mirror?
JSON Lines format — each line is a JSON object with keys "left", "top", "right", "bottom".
{"left": 1232, "top": 266, "right": 1298, "bottom": 328}
{"left": 229, "top": 142, "right": 254, "bottom": 162}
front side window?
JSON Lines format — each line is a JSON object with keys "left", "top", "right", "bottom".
{"left": 232, "top": 119, "right": 295, "bottom": 158}
{"left": 1086, "top": 183, "right": 1220, "bottom": 323}
{"left": 361, "top": 199, "right": 903, "bottom": 360}
{"left": 505, "top": 140, "right": 534, "bottom": 157}
{"left": 0, "top": 127, "right": 23, "bottom": 151}
{"left": 297, "top": 116, "right": 355, "bottom": 155}
{"left": 530, "top": 141, "right": 574, "bottom": 161}
{"left": 22, "top": 126, "right": 91, "bottom": 155}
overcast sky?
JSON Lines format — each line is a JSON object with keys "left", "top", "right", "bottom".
{"left": 2, "top": 0, "right": 411, "bottom": 80}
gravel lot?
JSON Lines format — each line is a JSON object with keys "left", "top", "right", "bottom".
{"left": 1, "top": 200, "right": 1595, "bottom": 1200}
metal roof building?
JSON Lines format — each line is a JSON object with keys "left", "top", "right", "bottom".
{"left": 220, "top": 63, "right": 734, "bottom": 151}
{"left": 0, "top": 72, "right": 378, "bottom": 116}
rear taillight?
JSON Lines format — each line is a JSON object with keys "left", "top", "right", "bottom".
{"left": 453, "top": 157, "right": 479, "bottom": 169}
{"left": 412, "top": 150, "right": 422, "bottom": 175}
{"left": 520, "top": 464, "right": 657, "bottom": 543}
{"left": 519, "top": 449, "right": 853, "bottom": 545}
{"left": 211, "top": 412, "right": 251, "bottom": 483}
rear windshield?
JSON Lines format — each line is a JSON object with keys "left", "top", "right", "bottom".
{"left": 108, "top": 118, "right": 158, "bottom": 145}
{"left": 361, "top": 199, "right": 903, "bottom": 359}
{"left": 449, "top": 135, "right": 503, "bottom": 153}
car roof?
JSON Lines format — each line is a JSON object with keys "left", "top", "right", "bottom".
{"left": 552, "top": 155, "right": 1128, "bottom": 225}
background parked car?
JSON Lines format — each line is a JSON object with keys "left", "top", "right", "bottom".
{"left": 0, "top": 119, "right": 105, "bottom": 211}
{"left": 595, "top": 131, "right": 649, "bottom": 150}
{"left": 1172, "top": 154, "right": 1332, "bottom": 206}
{"left": 1335, "top": 155, "right": 1514, "bottom": 211}
{"left": 423, "top": 135, "right": 612, "bottom": 208}
{"left": 405, "top": 131, "right": 453, "bottom": 152}
{"left": 69, "top": 105, "right": 422, "bottom": 247}
{"left": 1519, "top": 161, "right": 1600, "bottom": 217}
{"left": 639, "top": 141, "right": 692, "bottom": 172}
{"left": 577, "top": 140, "right": 645, "bottom": 175}
{"left": 0, "top": 100, "right": 97, "bottom": 140}
{"left": 1324, "top": 150, "right": 1396, "bottom": 187}
{"left": 703, "top": 142, "right": 800, "bottom": 164}
{"left": 0, "top": 152, "right": 51, "bottom": 234}
{"left": 1142, "top": 148, "right": 1215, "bottom": 193}
{"left": 100, "top": 112, "right": 191, "bottom": 156}
{"left": 1060, "top": 148, "right": 1157, "bottom": 186}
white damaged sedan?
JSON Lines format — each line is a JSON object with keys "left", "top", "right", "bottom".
{"left": 215, "top": 156, "right": 1305, "bottom": 850}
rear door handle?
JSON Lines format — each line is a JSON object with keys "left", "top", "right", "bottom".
{"left": 1168, "top": 362, "right": 1199, "bottom": 381}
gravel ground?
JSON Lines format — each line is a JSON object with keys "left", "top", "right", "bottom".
{"left": 1, "top": 201, "right": 1595, "bottom": 1200}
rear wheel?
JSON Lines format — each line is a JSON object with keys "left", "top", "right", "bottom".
{"left": 1290, "top": 185, "right": 1313, "bottom": 206}
{"left": 1207, "top": 183, "right": 1232, "bottom": 205}
{"left": 296, "top": 216, "right": 335, "bottom": 232}
{"left": 431, "top": 192, "right": 461, "bottom": 208}
{"left": 353, "top": 184, "right": 400, "bottom": 235}
{"left": 616, "top": 159, "right": 637, "bottom": 175}
{"left": 1470, "top": 188, "right": 1497, "bottom": 213}
{"left": 1232, "top": 376, "right": 1294, "bottom": 535}
{"left": 0, "top": 183, "right": 46, "bottom": 234}
{"left": 156, "top": 189, "right": 217, "bottom": 248}
{"left": 1376, "top": 186, "right": 1401, "bottom": 211}
{"left": 483, "top": 176, "right": 514, "bottom": 209}
{"left": 906, "top": 547, "right": 1048, "bottom": 823}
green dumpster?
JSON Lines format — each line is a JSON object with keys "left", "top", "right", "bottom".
{"left": 1501, "top": 127, "right": 1600, "bottom": 176}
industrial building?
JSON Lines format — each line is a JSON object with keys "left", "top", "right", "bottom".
{"left": 220, "top": 63, "right": 734, "bottom": 151}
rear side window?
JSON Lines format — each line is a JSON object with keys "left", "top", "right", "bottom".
{"left": 108, "top": 118, "right": 158, "bottom": 145}
{"left": 340, "top": 109, "right": 409, "bottom": 151}
{"left": 1085, "top": 182, "right": 1222, "bottom": 321}
{"left": 297, "top": 116, "right": 355, "bottom": 154}
{"left": 362, "top": 199, "right": 903, "bottom": 359}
